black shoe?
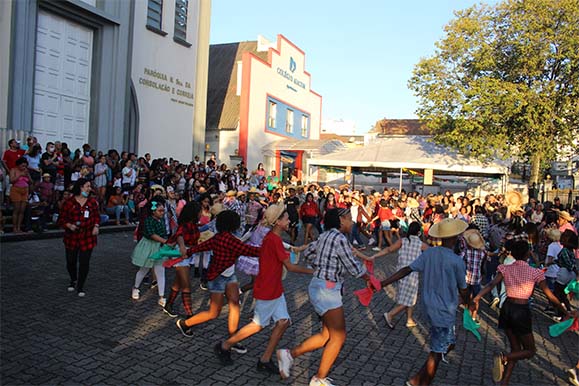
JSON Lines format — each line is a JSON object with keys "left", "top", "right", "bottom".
{"left": 256, "top": 359, "right": 278, "bottom": 374}
{"left": 231, "top": 343, "right": 247, "bottom": 354}
{"left": 200, "top": 281, "right": 208, "bottom": 291}
{"left": 176, "top": 319, "right": 194, "bottom": 337}
{"left": 163, "top": 304, "right": 178, "bottom": 318}
{"left": 67, "top": 281, "right": 76, "bottom": 292}
{"left": 214, "top": 343, "right": 233, "bottom": 366}
{"left": 150, "top": 280, "right": 158, "bottom": 289}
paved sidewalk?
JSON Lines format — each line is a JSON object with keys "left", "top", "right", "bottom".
{"left": 1, "top": 233, "right": 577, "bottom": 385}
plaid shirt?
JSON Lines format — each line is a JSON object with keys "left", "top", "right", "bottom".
{"left": 557, "top": 247, "right": 577, "bottom": 273}
{"left": 303, "top": 228, "right": 366, "bottom": 283}
{"left": 187, "top": 232, "right": 260, "bottom": 280}
{"left": 470, "top": 214, "right": 489, "bottom": 239}
{"left": 143, "top": 216, "right": 167, "bottom": 239}
{"left": 167, "top": 221, "right": 199, "bottom": 247}
{"left": 58, "top": 197, "right": 100, "bottom": 251}
{"left": 498, "top": 260, "right": 545, "bottom": 299}
{"left": 461, "top": 247, "right": 486, "bottom": 285}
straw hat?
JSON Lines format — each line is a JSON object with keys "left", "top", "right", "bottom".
{"left": 226, "top": 190, "right": 237, "bottom": 197}
{"left": 210, "top": 203, "right": 225, "bottom": 216}
{"left": 262, "top": 204, "right": 285, "bottom": 227}
{"left": 463, "top": 229, "right": 485, "bottom": 250}
{"left": 556, "top": 210, "right": 574, "bottom": 222}
{"left": 151, "top": 184, "right": 165, "bottom": 192}
{"left": 248, "top": 187, "right": 258, "bottom": 194}
{"left": 42, "top": 173, "right": 51, "bottom": 178}
{"left": 198, "top": 230, "right": 215, "bottom": 243}
{"left": 407, "top": 198, "right": 419, "bottom": 208}
{"left": 237, "top": 191, "right": 246, "bottom": 197}
{"left": 428, "top": 218, "right": 468, "bottom": 239}
{"left": 545, "top": 228, "right": 561, "bottom": 241}
{"left": 505, "top": 191, "right": 523, "bottom": 213}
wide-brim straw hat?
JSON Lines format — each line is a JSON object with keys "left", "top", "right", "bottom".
{"left": 237, "top": 191, "right": 246, "bottom": 197}
{"left": 210, "top": 203, "right": 224, "bottom": 216}
{"left": 463, "top": 229, "right": 485, "bottom": 250}
{"left": 199, "top": 230, "right": 215, "bottom": 243}
{"left": 428, "top": 218, "right": 468, "bottom": 239}
{"left": 262, "top": 204, "right": 285, "bottom": 227}
{"left": 226, "top": 190, "right": 237, "bottom": 197}
{"left": 505, "top": 191, "right": 523, "bottom": 213}
{"left": 407, "top": 198, "right": 419, "bottom": 208}
{"left": 545, "top": 228, "right": 561, "bottom": 241}
{"left": 556, "top": 210, "right": 574, "bottom": 222}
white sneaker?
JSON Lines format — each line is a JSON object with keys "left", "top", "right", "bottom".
{"left": 372, "top": 247, "right": 380, "bottom": 252}
{"left": 368, "top": 238, "right": 376, "bottom": 246}
{"left": 158, "top": 297, "right": 166, "bottom": 307}
{"left": 77, "top": 292, "right": 86, "bottom": 297}
{"left": 131, "top": 287, "right": 140, "bottom": 300}
{"left": 276, "top": 348, "right": 294, "bottom": 379}
{"left": 352, "top": 240, "right": 359, "bottom": 246}
{"left": 567, "top": 368, "right": 579, "bottom": 386}
{"left": 310, "top": 376, "right": 336, "bottom": 386}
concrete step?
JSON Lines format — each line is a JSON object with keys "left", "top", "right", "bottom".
{"left": 0, "top": 224, "right": 136, "bottom": 243}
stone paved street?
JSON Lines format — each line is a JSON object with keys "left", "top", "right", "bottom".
{"left": 1, "top": 232, "right": 578, "bottom": 386}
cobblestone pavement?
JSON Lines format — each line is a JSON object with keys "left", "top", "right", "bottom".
{"left": 1, "top": 232, "right": 578, "bottom": 386}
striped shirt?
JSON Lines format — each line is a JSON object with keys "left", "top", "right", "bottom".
{"left": 303, "top": 228, "right": 366, "bottom": 283}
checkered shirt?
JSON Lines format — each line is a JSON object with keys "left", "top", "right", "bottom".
{"left": 187, "top": 232, "right": 260, "bottom": 281}
{"left": 497, "top": 260, "right": 545, "bottom": 299}
{"left": 470, "top": 214, "right": 489, "bottom": 239}
{"left": 143, "top": 216, "right": 167, "bottom": 239}
{"left": 303, "top": 228, "right": 366, "bottom": 283}
{"left": 58, "top": 197, "right": 100, "bottom": 251}
{"left": 167, "top": 221, "right": 199, "bottom": 247}
{"left": 461, "top": 247, "right": 487, "bottom": 285}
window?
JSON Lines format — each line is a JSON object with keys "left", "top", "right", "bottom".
{"left": 147, "top": 0, "right": 163, "bottom": 31}
{"left": 268, "top": 101, "right": 277, "bottom": 128}
{"left": 301, "top": 115, "right": 309, "bottom": 137}
{"left": 174, "top": 0, "right": 188, "bottom": 42}
{"left": 286, "top": 109, "right": 294, "bottom": 133}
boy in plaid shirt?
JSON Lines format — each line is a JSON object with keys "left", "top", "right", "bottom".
{"left": 174, "top": 210, "right": 259, "bottom": 354}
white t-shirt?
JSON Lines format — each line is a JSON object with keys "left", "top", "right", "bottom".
{"left": 545, "top": 241, "right": 562, "bottom": 278}
{"left": 122, "top": 166, "right": 136, "bottom": 186}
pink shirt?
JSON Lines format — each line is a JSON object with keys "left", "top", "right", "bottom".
{"left": 497, "top": 260, "right": 545, "bottom": 300}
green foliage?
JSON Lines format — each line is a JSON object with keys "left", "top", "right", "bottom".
{"left": 409, "top": 0, "right": 579, "bottom": 170}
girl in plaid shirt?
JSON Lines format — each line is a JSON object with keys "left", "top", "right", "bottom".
{"left": 472, "top": 240, "right": 572, "bottom": 385}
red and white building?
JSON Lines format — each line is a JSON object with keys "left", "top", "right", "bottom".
{"left": 206, "top": 34, "right": 342, "bottom": 181}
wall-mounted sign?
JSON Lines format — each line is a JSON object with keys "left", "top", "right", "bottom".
{"left": 138, "top": 67, "right": 194, "bottom": 107}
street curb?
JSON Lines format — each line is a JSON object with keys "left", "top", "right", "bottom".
{"left": 0, "top": 225, "right": 136, "bottom": 243}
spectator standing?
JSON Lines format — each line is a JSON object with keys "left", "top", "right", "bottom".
{"left": 24, "top": 143, "right": 42, "bottom": 185}
{"left": 9, "top": 158, "right": 31, "bottom": 233}
{"left": 2, "top": 139, "right": 25, "bottom": 171}
{"left": 121, "top": 159, "right": 136, "bottom": 191}
{"left": 57, "top": 178, "right": 100, "bottom": 296}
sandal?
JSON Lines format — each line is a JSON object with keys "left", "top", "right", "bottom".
{"left": 406, "top": 321, "right": 417, "bottom": 328}
{"left": 492, "top": 352, "right": 506, "bottom": 382}
{"left": 384, "top": 312, "right": 394, "bottom": 329}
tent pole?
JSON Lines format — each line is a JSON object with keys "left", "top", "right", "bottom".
{"left": 399, "top": 167, "right": 403, "bottom": 192}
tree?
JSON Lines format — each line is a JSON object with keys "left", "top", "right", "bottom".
{"left": 408, "top": 0, "right": 579, "bottom": 184}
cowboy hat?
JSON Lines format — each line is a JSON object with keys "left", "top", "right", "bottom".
{"left": 407, "top": 198, "right": 419, "bottom": 208}
{"left": 210, "top": 203, "right": 224, "bottom": 216}
{"left": 463, "top": 229, "right": 485, "bottom": 250}
{"left": 237, "top": 191, "right": 246, "bottom": 197}
{"left": 151, "top": 184, "right": 165, "bottom": 192}
{"left": 262, "top": 204, "right": 285, "bottom": 227}
{"left": 545, "top": 228, "right": 561, "bottom": 241}
{"left": 226, "top": 190, "right": 237, "bottom": 197}
{"left": 556, "top": 210, "right": 574, "bottom": 222}
{"left": 428, "top": 218, "right": 468, "bottom": 239}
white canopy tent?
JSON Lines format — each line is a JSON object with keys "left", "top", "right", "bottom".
{"left": 307, "top": 136, "right": 510, "bottom": 176}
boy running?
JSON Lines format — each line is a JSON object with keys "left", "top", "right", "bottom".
{"left": 214, "top": 204, "right": 313, "bottom": 373}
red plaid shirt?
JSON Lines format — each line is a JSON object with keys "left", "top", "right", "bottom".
{"left": 58, "top": 197, "right": 100, "bottom": 251}
{"left": 167, "top": 222, "right": 200, "bottom": 247}
{"left": 498, "top": 260, "right": 545, "bottom": 300}
{"left": 187, "top": 232, "right": 260, "bottom": 280}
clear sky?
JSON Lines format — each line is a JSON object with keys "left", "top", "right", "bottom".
{"left": 210, "top": 0, "right": 492, "bottom": 133}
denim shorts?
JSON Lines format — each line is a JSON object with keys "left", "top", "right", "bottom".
{"left": 207, "top": 274, "right": 238, "bottom": 293}
{"left": 380, "top": 220, "right": 391, "bottom": 231}
{"left": 252, "top": 294, "right": 290, "bottom": 327}
{"left": 308, "top": 277, "right": 343, "bottom": 316}
{"left": 429, "top": 325, "right": 456, "bottom": 353}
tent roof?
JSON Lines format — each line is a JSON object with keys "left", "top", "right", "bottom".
{"left": 307, "top": 136, "right": 509, "bottom": 176}
{"left": 262, "top": 139, "right": 346, "bottom": 157}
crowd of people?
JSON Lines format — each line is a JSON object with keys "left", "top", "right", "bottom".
{"left": 3, "top": 136, "right": 579, "bottom": 386}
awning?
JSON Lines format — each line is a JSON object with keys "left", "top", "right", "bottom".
{"left": 307, "top": 136, "right": 510, "bottom": 177}
{"left": 261, "top": 139, "right": 346, "bottom": 157}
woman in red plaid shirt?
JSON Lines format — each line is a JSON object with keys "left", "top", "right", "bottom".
{"left": 472, "top": 240, "right": 571, "bottom": 385}
{"left": 174, "top": 210, "right": 260, "bottom": 354}
{"left": 58, "top": 178, "right": 100, "bottom": 297}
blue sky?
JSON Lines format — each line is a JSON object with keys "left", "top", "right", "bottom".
{"left": 210, "top": 0, "right": 493, "bottom": 133}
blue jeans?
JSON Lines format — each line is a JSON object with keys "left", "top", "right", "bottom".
{"left": 350, "top": 223, "right": 364, "bottom": 245}
{"left": 106, "top": 205, "right": 130, "bottom": 222}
